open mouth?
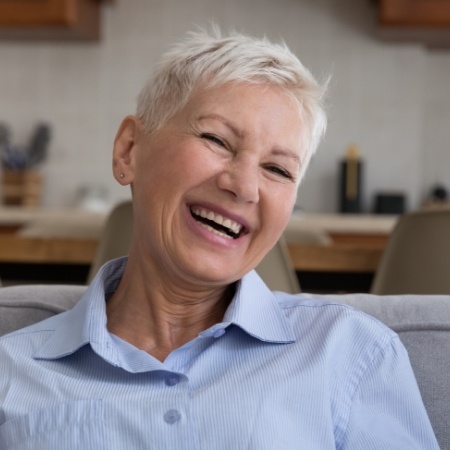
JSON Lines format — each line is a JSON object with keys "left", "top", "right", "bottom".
{"left": 190, "top": 206, "right": 245, "bottom": 240}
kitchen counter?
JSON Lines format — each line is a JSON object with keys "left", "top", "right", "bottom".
{"left": 0, "top": 207, "right": 107, "bottom": 266}
{"left": 286, "top": 213, "right": 397, "bottom": 242}
{"left": 286, "top": 213, "right": 398, "bottom": 274}
{"left": 0, "top": 207, "right": 398, "bottom": 288}
{"left": 0, "top": 206, "right": 107, "bottom": 237}
{"left": 0, "top": 207, "right": 398, "bottom": 267}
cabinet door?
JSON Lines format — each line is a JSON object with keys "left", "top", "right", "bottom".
{"left": 379, "top": 0, "right": 450, "bottom": 26}
{"left": 0, "top": 0, "right": 77, "bottom": 26}
{"left": 378, "top": 0, "right": 450, "bottom": 47}
{"left": 0, "top": 0, "right": 101, "bottom": 40}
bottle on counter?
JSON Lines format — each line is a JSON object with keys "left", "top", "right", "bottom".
{"left": 339, "top": 144, "right": 363, "bottom": 214}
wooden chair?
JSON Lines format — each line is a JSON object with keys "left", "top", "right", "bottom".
{"left": 255, "top": 236, "right": 300, "bottom": 293}
{"left": 371, "top": 209, "right": 450, "bottom": 295}
{"left": 87, "top": 200, "right": 133, "bottom": 283}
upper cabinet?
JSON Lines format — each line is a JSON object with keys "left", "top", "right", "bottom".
{"left": 0, "top": 0, "right": 110, "bottom": 41}
{"left": 378, "top": 0, "right": 450, "bottom": 48}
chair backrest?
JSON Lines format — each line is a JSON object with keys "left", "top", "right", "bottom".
{"left": 284, "top": 217, "right": 332, "bottom": 245}
{"left": 371, "top": 209, "right": 450, "bottom": 295}
{"left": 87, "top": 200, "right": 134, "bottom": 283}
{"left": 334, "top": 293, "right": 450, "bottom": 449}
{"left": 255, "top": 236, "right": 301, "bottom": 293}
{"left": 88, "top": 200, "right": 300, "bottom": 292}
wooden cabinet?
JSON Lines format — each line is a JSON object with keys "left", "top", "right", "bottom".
{"left": 379, "top": 0, "right": 450, "bottom": 26}
{"left": 378, "top": 0, "right": 450, "bottom": 48}
{"left": 0, "top": 0, "right": 107, "bottom": 41}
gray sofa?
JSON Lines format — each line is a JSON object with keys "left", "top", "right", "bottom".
{"left": 0, "top": 285, "right": 449, "bottom": 449}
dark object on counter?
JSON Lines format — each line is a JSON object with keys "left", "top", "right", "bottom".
{"left": 422, "top": 183, "right": 449, "bottom": 210}
{"left": 339, "top": 145, "right": 363, "bottom": 213}
{"left": 0, "top": 123, "right": 51, "bottom": 170}
{"left": 28, "top": 123, "right": 51, "bottom": 168}
{"left": 431, "top": 184, "right": 448, "bottom": 201}
{"left": 0, "top": 123, "right": 10, "bottom": 148}
{"left": 374, "top": 192, "right": 406, "bottom": 214}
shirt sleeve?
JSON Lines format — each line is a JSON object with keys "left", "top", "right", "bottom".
{"left": 339, "top": 335, "right": 440, "bottom": 450}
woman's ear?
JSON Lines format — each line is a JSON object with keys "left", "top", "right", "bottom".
{"left": 113, "top": 115, "right": 140, "bottom": 185}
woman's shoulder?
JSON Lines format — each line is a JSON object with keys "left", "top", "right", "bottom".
{"left": 273, "top": 291, "right": 399, "bottom": 345}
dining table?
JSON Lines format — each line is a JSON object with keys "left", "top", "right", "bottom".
{"left": 0, "top": 206, "right": 398, "bottom": 290}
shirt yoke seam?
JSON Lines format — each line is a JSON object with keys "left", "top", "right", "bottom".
{"left": 278, "top": 301, "right": 396, "bottom": 337}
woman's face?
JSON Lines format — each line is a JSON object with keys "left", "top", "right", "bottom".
{"left": 126, "top": 83, "right": 305, "bottom": 287}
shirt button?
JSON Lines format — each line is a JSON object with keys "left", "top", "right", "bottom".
{"left": 212, "top": 328, "right": 225, "bottom": 338}
{"left": 165, "top": 375, "right": 180, "bottom": 386}
{"left": 164, "top": 409, "right": 181, "bottom": 424}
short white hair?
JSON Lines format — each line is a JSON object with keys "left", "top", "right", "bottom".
{"left": 136, "top": 26, "right": 328, "bottom": 182}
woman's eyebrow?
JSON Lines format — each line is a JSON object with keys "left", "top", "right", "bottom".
{"left": 197, "top": 113, "right": 301, "bottom": 163}
{"left": 196, "top": 113, "right": 245, "bottom": 139}
{"left": 271, "top": 148, "right": 300, "bottom": 163}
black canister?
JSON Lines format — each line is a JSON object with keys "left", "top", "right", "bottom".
{"left": 339, "top": 145, "right": 363, "bottom": 213}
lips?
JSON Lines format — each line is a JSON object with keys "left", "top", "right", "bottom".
{"left": 190, "top": 206, "right": 246, "bottom": 239}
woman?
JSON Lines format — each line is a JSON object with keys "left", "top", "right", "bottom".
{"left": 0, "top": 27, "right": 439, "bottom": 449}
{"left": 108, "top": 28, "right": 326, "bottom": 361}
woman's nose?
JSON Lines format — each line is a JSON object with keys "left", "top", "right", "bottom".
{"left": 216, "top": 159, "right": 260, "bottom": 203}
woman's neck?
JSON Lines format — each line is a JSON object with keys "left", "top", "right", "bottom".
{"left": 106, "top": 261, "right": 235, "bottom": 362}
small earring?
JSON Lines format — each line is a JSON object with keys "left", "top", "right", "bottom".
{"left": 120, "top": 173, "right": 125, "bottom": 179}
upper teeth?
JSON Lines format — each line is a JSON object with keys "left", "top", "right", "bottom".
{"left": 191, "top": 207, "right": 243, "bottom": 235}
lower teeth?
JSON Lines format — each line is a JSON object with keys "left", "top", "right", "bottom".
{"left": 198, "top": 221, "right": 233, "bottom": 239}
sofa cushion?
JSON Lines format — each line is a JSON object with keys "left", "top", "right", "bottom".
{"left": 328, "top": 293, "right": 450, "bottom": 450}
{"left": 0, "top": 284, "right": 87, "bottom": 336}
{"left": 0, "top": 286, "right": 448, "bottom": 447}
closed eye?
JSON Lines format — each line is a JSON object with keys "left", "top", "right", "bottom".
{"left": 201, "top": 133, "right": 226, "bottom": 148}
{"left": 265, "top": 165, "right": 294, "bottom": 180}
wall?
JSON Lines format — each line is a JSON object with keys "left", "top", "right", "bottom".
{"left": 0, "top": 0, "right": 449, "bottom": 212}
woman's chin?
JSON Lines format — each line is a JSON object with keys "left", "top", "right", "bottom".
{"left": 174, "top": 257, "right": 246, "bottom": 287}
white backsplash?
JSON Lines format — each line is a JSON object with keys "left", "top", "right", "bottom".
{"left": 0, "top": 0, "right": 449, "bottom": 212}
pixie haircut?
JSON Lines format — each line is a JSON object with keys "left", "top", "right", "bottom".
{"left": 136, "top": 26, "right": 328, "bottom": 181}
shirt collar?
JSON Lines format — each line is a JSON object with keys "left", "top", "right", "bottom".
{"left": 34, "top": 258, "right": 127, "bottom": 363}
{"left": 35, "top": 257, "right": 295, "bottom": 362}
{"left": 223, "top": 270, "right": 295, "bottom": 343}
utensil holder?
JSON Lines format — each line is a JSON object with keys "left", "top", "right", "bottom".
{"left": 1, "top": 170, "right": 42, "bottom": 206}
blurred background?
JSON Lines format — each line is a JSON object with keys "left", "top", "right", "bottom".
{"left": 1, "top": 0, "right": 449, "bottom": 214}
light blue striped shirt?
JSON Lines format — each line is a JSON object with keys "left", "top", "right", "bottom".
{"left": 0, "top": 258, "right": 439, "bottom": 449}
